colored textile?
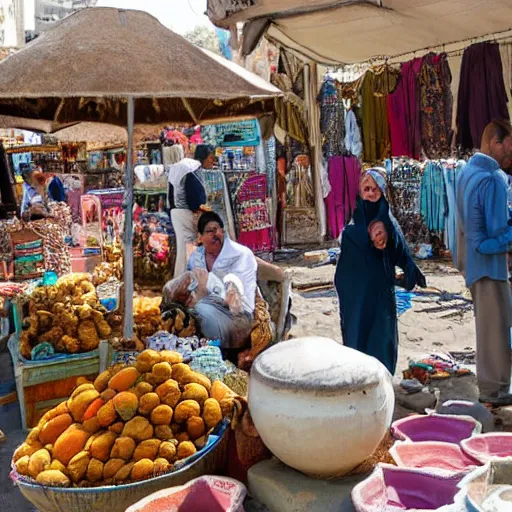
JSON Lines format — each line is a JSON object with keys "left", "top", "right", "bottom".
{"left": 420, "top": 161, "right": 448, "bottom": 232}
{"left": 443, "top": 160, "right": 465, "bottom": 260}
{"left": 448, "top": 54, "right": 463, "bottom": 138}
{"left": 48, "top": 176, "right": 66, "bottom": 202}
{"left": 456, "top": 152, "right": 512, "bottom": 287}
{"left": 361, "top": 68, "right": 397, "bottom": 162}
{"left": 335, "top": 178, "right": 424, "bottom": 374}
{"left": 318, "top": 78, "right": 345, "bottom": 158}
{"left": 420, "top": 53, "right": 453, "bottom": 158}
{"left": 227, "top": 173, "right": 272, "bottom": 253}
{"left": 325, "top": 156, "right": 361, "bottom": 239}
{"left": 388, "top": 161, "right": 430, "bottom": 247}
{"left": 11, "top": 152, "right": 31, "bottom": 175}
{"left": 456, "top": 42, "right": 510, "bottom": 151}
{"left": 387, "top": 57, "right": 424, "bottom": 159}
{"left": 344, "top": 109, "right": 362, "bottom": 157}
{"left": 20, "top": 182, "right": 43, "bottom": 214}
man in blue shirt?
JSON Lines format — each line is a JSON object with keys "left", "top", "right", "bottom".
{"left": 456, "top": 120, "right": 512, "bottom": 406}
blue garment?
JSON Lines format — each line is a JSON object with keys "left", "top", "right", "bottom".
{"left": 215, "top": 28, "right": 232, "bottom": 60}
{"left": 12, "top": 152, "right": 31, "bottom": 175}
{"left": 456, "top": 153, "right": 512, "bottom": 287}
{"left": 344, "top": 109, "right": 362, "bottom": 157}
{"left": 420, "top": 161, "right": 448, "bottom": 231}
{"left": 184, "top": 172, "right": 207, "bottom": 211}
{"left": 444, "top": 161, "right": 465, "bottom": 261}
{"left": 48, "top": 176, "right": 66, "bottom": 202}
{"left": 20, "top": 182, "right": 43, "bottom": 214}
{"left": 334, "top": 181, "right": 424, "bottom": 374}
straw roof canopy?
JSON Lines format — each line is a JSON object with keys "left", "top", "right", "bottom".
{"left": 53, "top": 122, "right": 165, "bottom": 148}
{"left": 0, "top": 115, "right": 73, "bottom": 133}
{"left": 53, "top": 122, "right": 127, "bottom": 146}
{"left": 0, "top": 7, "right": 280, "bottom": 125}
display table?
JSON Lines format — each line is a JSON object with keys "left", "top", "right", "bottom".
{"left": 8, "top": 334, "right": 100, "bottom": 429}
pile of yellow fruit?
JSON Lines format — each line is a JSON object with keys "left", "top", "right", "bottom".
{"left": 12, "top": 349, "right": 236, "bottom": 487}
{"left": 20, "top": 273, "right": 112, "bottom": 359}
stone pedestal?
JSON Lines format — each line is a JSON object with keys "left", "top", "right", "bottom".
{"left": 248, "top": 459, "right": 366, "bottom": 512}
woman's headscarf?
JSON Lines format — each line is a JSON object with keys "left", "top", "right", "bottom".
{"left": 362, "top": 168, "right": 405, "bottom": 239}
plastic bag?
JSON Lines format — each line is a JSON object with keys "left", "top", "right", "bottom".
{"left": 161, "top": 271, "right": 194, "bottom": 311}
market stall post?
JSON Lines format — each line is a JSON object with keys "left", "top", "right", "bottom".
{"left": 123, "top": 96, "right": 135, "bottom": 339}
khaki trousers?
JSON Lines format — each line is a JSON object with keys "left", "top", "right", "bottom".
{"left": 171, "top": 209, "right": 197, "bottom": 277}
{"left": 470, "top": 277, "right": 512, "bottom": 396}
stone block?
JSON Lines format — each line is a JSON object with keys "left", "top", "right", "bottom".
{"left": 497, "top": 406, "right": 512, "bottom": 431}
{"left": 393, "top": 383, "right": 436, "bottom": 413}
{"left": 248, "top": 458, "right": 364, "bottom": 512}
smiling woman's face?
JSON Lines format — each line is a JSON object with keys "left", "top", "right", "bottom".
{"left": 201, "top": 221, "right": 224, "bottom": 255}
{"left": 360, "top": 175, "right": 382, "bottom": 203}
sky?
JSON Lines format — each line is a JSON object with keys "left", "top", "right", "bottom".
{"left": 95, "top": 0, "right": 214, "bottom": 35}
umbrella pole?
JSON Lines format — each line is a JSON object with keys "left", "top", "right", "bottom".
{"left": 123, "top": 97, "right": 135, "bottom": 339}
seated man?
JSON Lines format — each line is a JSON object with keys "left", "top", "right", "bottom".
{"left": 187, "top": 211, "right": 257, "bottom": 363}
{"left": 188, "top": 212, "right": 257, "bottom": 312}
{"left": 162, "top": 212, "right": 257, "bottom": 364}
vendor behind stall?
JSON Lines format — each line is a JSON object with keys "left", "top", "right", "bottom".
{"left": 168, "top": 145, "right": 215, "bottom": 277}
{"left": 20, "top": 164, "right": 66, "bottom": 221}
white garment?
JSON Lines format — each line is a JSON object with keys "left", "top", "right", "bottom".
{"left": 448, "top": 54, "right": 463, "bottom": 138}
{"left": 171, "top": 208, "right": 197, "bottom": 277}
{"left": 167, "top": 158, "right": 202, "bottom": 209}
{"left": 162, "top": 145, "right": 185, "bottom": 166}
{"left": 319, "top": 157, "right": 331, "bottom": 199}
{"left": 344, "top": 109, "right": 362, "bottom": 157}
{"left": 188, "top": 236, "right": 258, "bottom": 314}
{"left": 211, "top": 238, "right": 257, "bottom": 314}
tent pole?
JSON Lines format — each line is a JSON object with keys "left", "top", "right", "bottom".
{"left": 123, "top": 96, "right": 135, "bottom": 340}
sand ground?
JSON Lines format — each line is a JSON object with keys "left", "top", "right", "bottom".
{"left": 285, "top": 258, "right": 476, "bottom": 380}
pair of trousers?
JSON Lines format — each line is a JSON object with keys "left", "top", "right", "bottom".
{"left": 171, "top": 209, "right": 196, "bottom": 277}
{"left": 470, "top": 277, "right": 512, "bottom": 397}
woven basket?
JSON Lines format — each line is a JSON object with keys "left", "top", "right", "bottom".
{"left": 12, "top": 421, "right": 229, "bottom": 512}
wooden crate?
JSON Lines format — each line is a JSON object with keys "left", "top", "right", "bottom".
{"left": 8, "top": 334, "right": 100, "bottom": 430}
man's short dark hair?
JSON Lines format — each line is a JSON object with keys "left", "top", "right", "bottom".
{"left": 194, "top": 144, "right": 215, "bottom": 165}
{"left": 197, "top": 211, "right": 224, "bottom": 234}
{"left": 484, "top": 119, "right": 512, "bottom": 144}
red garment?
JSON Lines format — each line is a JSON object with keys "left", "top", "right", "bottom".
{"left": 388, "top": 57, "right": 424, "bottom": 159}
{"left": 456, "top": 42, "right": 510, "bottom": 151}
{"left": 325, "top": 156, "right": 361, "bottom": 239}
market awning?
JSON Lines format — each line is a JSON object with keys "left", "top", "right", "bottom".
{"left": 0, "top": 7, "right": 281, "bottom": 124}
{"left": 208, "top": 0, "right": 512, "bottom": 64}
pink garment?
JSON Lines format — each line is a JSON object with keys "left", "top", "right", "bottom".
{"left": 238, "top": 229, "right": 272, "bottom": 253}
{"left": 387, "top": 57, "right": 424, "bottom": 158}
{"left": 325, "top": 156, "right": 361, "bottom": 239}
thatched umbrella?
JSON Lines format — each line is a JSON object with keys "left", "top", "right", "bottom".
{"left": 52, "top": 123, "right": 169, "bottom": 149}
{"left": 0, "top": 7, "right": 280, "bottom": 338}
{"left": 0, "top": 115, "right": 74, "bottom": 133}
{"left": 52, "top": 122, "right": 128, "bottom": 148}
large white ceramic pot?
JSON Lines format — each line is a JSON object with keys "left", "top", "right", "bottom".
{"left": 248, "top": 337, "right": 394, "bottom": 478}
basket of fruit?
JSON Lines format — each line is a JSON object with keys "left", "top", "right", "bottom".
{"left": 10, "top": 349, "right": 236, "bottom": 512}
